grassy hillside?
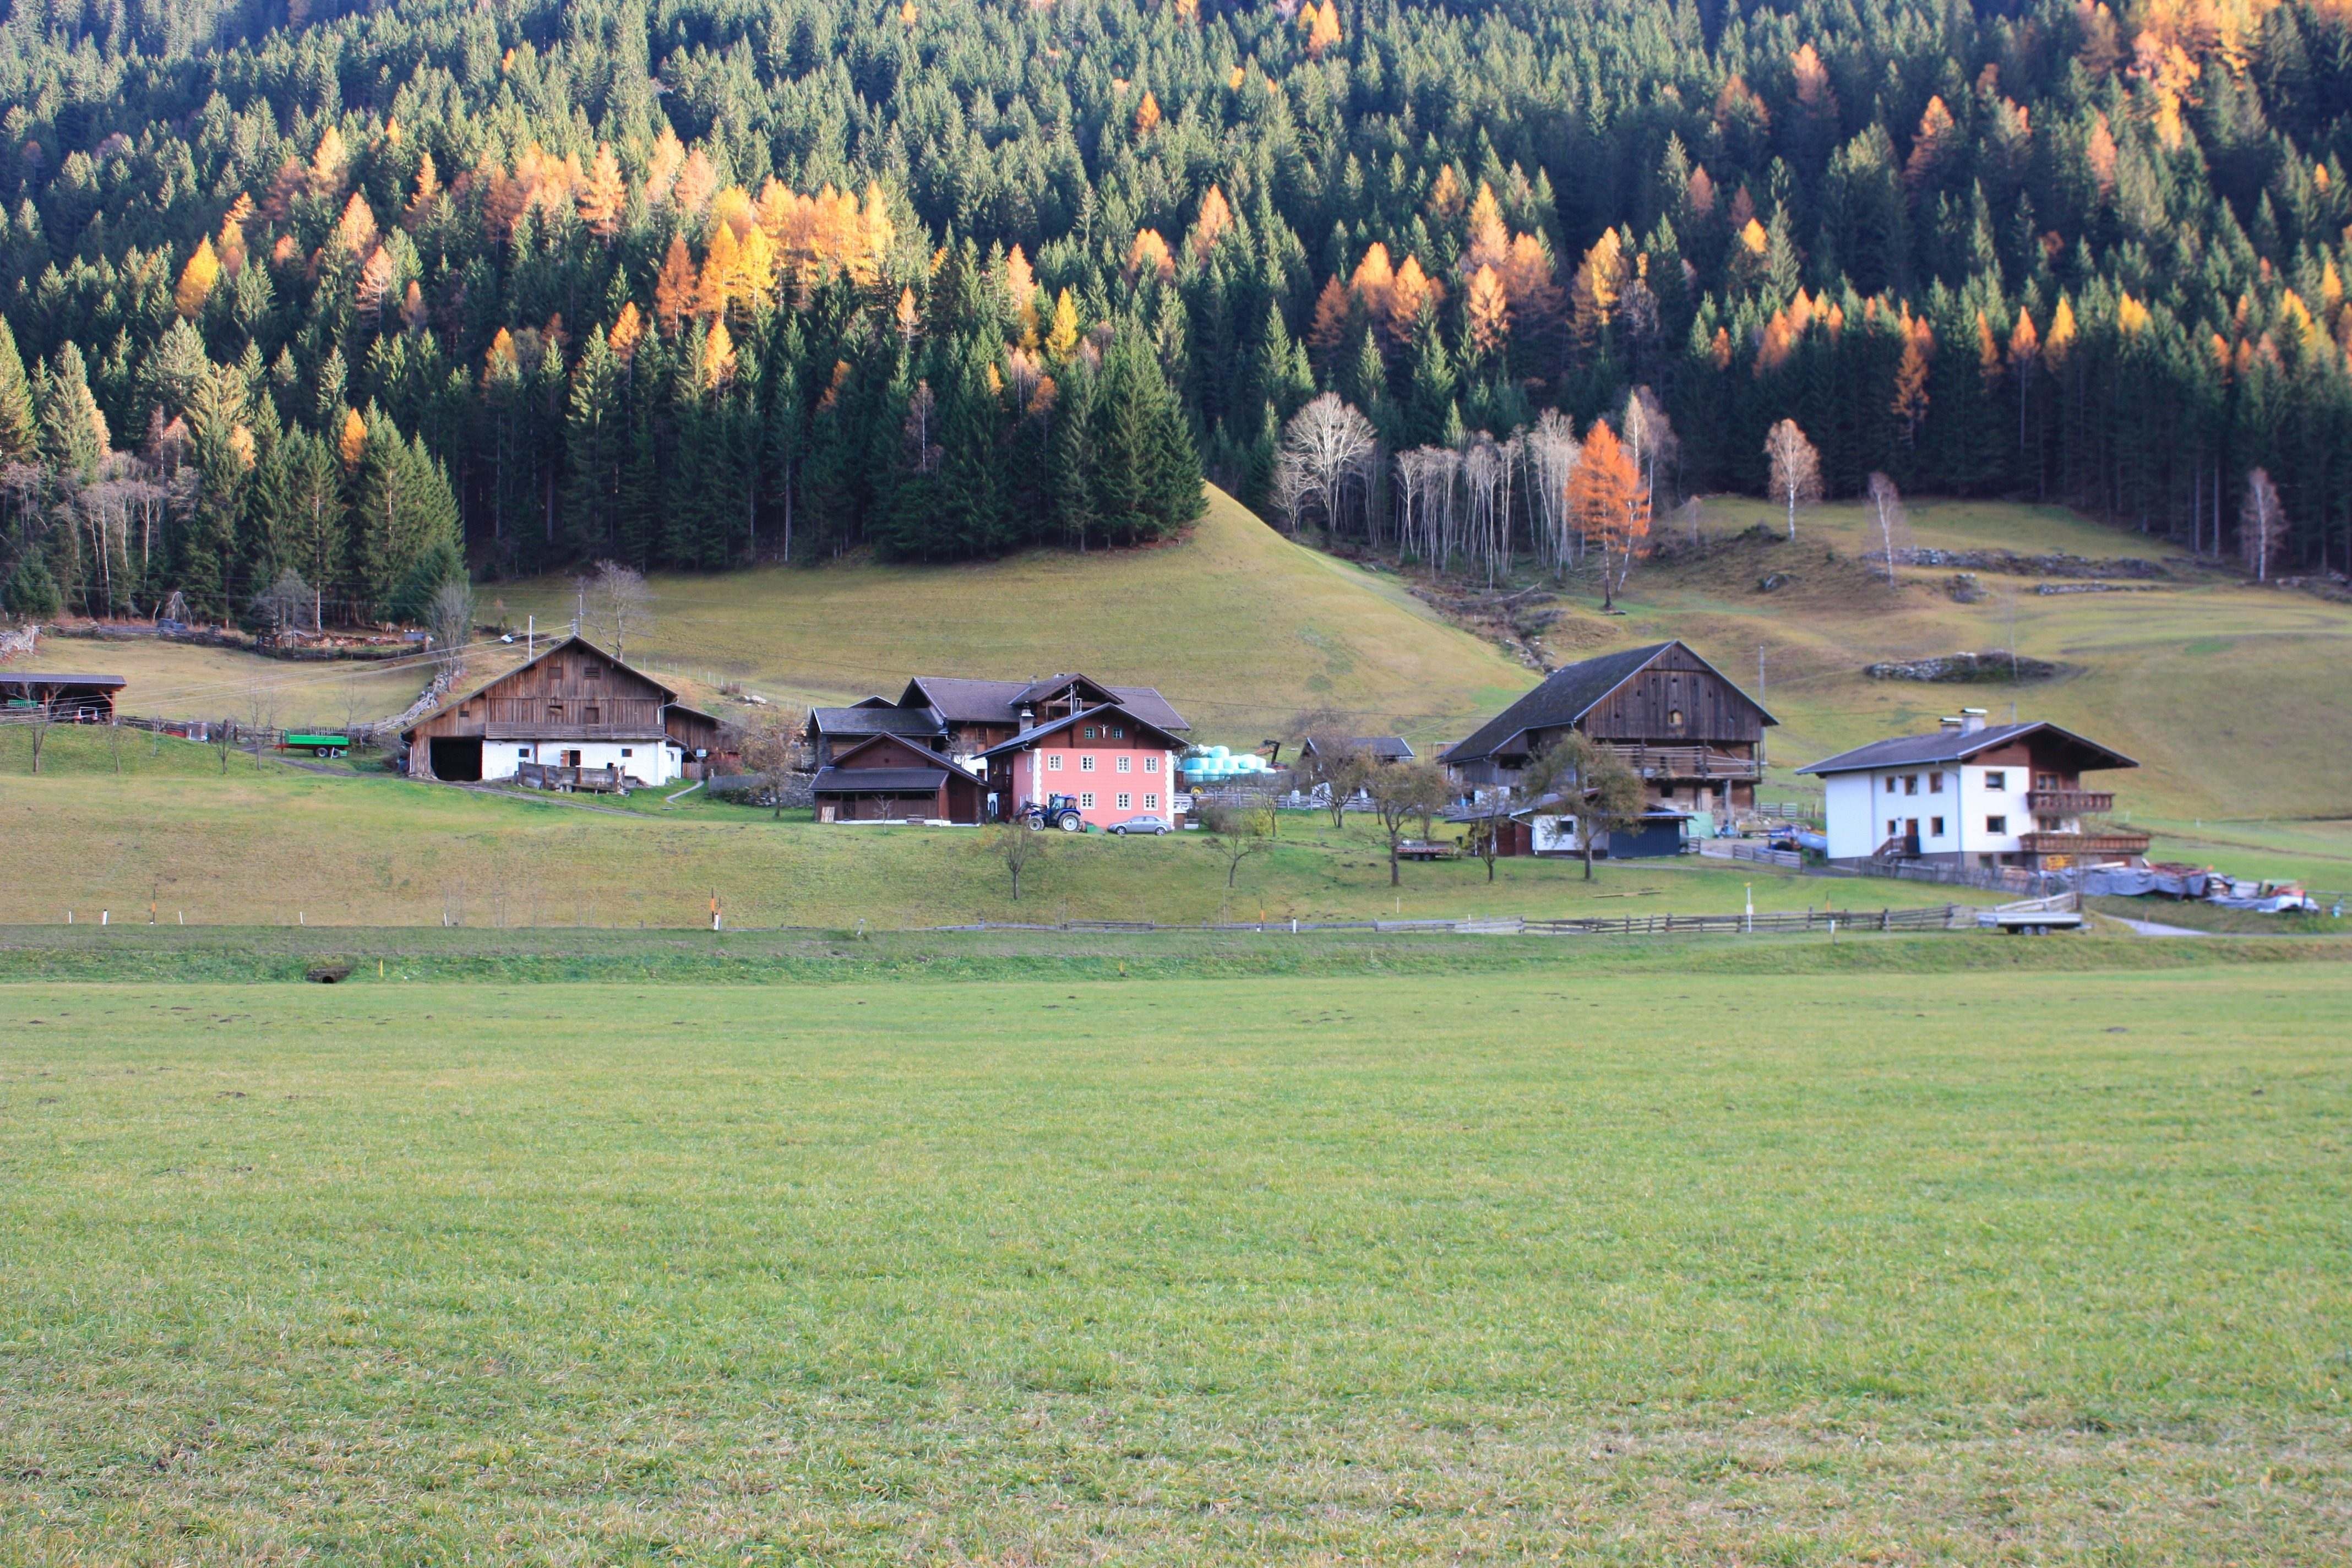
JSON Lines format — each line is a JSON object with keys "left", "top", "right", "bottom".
{"left": 1572, "top": 497, "right": 2352, "bottom": 825}
{"left": 489, "top": 484, "right": 1539, "bottom": 739}
{"left": 0, "top": 727, "right": 1896, "bottom": 929}
{"left": 4, "top": 962, "right": 2346, "bottom": 1561}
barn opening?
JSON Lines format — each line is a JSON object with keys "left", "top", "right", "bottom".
{"left": 429, "top": 736, "right": 483, "bottom": 781}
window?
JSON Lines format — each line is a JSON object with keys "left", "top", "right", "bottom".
{"left": 1143, "top": 793, "right": 1158, "bottom": 809}
{"left": 620, "top": 748, "right": 633, "bottom": 758}
{"left": 1115, "top": 755, "right": 1131, "bottom": 773}
{"left": 518, "top": 747, "right": 530, "bottom": 756}
{"left": 1669, "top": 709, "right": 1684, "bottom": 725}
{"left": 1885, "top": 777, "right": 1898, "bottom": 794}
{"left": 1887, "top": 818, "right": 1898, "bottom": 838}
{"left": 1903, "top": 775, "right": 1918, "bottom": 796}
{"left": 1047, "top": 754, "right": 1063, "bottom": 772}
{"left": 548, "top": 703, "right": 563, "bottom": 717}
{"left": 582, "top": 666, "right": 598, "bottom": 681}
{"left": 1116, "top": 792, "right": 1131, "bottom": 809}
{"left": 1079, "top": 754, "right": 1096, "bottom": 772}
{"left": 2037, "top": 772, "right": 2057, "bottom": 790}
{"left": 1984, "top": 771, "right": 2007, "bottom": 791}
{"left": 1110, "top": 726, "right": 1124, "bottom": 739}
{"left": 1986, "top": 815, "right": 2008, "bottom": 835}
{"left": 460, "top": 706, "right": 473, "bottom": 718}
{"left": 1080, "top": 792, "right": 1095, "bottom": 808}
{"left": 1929, "top": 771, "right": 1943, "bottom": 793}
{"left": 1930, "top": 816, "right": 1945, "bottom": 836}
{"left": 1082, "top": 725, "right": 1096, "bottom": 739}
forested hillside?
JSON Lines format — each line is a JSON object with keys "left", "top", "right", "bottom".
{"left": 1, "top": 0, "right": 2348, "bottom": 627}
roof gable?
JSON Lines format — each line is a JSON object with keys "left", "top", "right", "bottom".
{"left": 1443, "top": 641, "right": 1773, "bottom": 764}
{"left": 400, "top": 635, "right": 677, "bottom": 738}
{"left": 1798, "top": 721, "right": 2138, "bottom": 776}
{"left": 829, "top": 731, "right": 964, "bottom": 771}
{"left": 976, "top": 701, "right": 1189, "bottom": 758}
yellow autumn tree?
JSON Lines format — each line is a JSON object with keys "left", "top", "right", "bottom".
{"left": 1126, "top": 228, "right": 1175, "bottom": 283}
{"left": 337, "top": 407, "right": 368, "bottom": 471}
{"left": 699, "top": 224, "right": 741, "bottom": 316}
{"left": 701, "top": 318, "right": 738, "bottom": 390}
{"left": 652, "top": 234, "right": 696, "bottom": 336}
{"left": 1306, "top": 0, "right": 1341, "bottom": 56}
{"left": 1045, "top": 288, "right": 1081, "bottom": 363}
{"left": 1466, "top": 264, "right": 1510, "bottom": 358}
{"left": 609, "top": 302, "right": 645, "bottom": 366}
{"left": 1134, "top": 90, "right": 1161, "bottom": 137}
{"left": 308, "top": 125, "right": 350, "bottom": 198}
{"left": 331, "top": 192, "right": 379, "bottom": 258}
{"left": 174, "top": 237, "right": 221, "bottom": 318}
{"left": 576, "top": 144, "right": 625, "bottom": 238}
{"left": 1190, "top": 185, "right": 1232, "bottom": 259}
{"left": 2045, "top": 296, "right": 2078, "bottom": 368}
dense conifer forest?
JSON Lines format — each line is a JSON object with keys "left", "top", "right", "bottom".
{"left": 1, "top": 0, "right": 2348, "bottom": 625}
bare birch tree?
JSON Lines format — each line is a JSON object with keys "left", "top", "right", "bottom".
{"left": 1866, "top": 472, "right": 1907, "bottom": 585}
{"left": 1763, "top": 419, "right": 1822, "bottom": 541}
{"left": 2241, "top": 469, "right": 2286, "bottom": 582}
{"left": 1280, "top": 394, "right": 1376, "bottom": 540}
{"left": 583, "top": 560, "right": 652, "bottom": 662}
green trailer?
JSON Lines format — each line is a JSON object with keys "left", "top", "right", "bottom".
{"left": 281, "top": 734, "right": 352, "bottom": 758}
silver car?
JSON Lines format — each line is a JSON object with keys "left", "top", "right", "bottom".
{"left": 1109, "top": 814, "right": 1173, "bottom": 836}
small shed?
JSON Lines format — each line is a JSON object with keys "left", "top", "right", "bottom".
{"left": 0, "top": 672, "right": 124, "bottom": 720}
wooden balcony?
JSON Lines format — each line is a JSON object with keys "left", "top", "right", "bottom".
{"left": 2027, "top": 790, "right": 2113, "bottom": 813}
{"left": 484, "top": 722, "right": 672, "bottom": 742}
{"left": 2018, "top": 830, "right": 2150, "bottom": 856}
{"left": 1593, "top": 743, "right": 1761, "bottom": 780}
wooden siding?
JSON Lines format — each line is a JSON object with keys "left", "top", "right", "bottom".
{"left": 1580, "top": 647, "right": 1766, "bottom": 745}
{"left": 409, "top": 646, "right": 668, "bottom": 743}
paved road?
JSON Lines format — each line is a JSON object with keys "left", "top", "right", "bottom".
{"left": 2113, "top": 916, "right": 2212, "bottom": 937}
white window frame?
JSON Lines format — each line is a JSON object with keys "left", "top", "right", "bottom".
{"left": 1116, "top": 792, "right": 1131, "bottom": 809}
{"left": 1116, "top": 755, "right": 1131, "bottom": 774}
{"left": 1144, "top": 755, "right": 1159, "bottom": 774}
{"left": 1143, "top": 793, "right": 1158, "bottom": 809}
{"left": 1080, "top": 754, "right": 1096, "bottom": 772}
{"left": 1080, "top": 792, "right": 1096, "bottom": 808}
{"left": 1046, "top": 754, "right": 1063, "bottom": 772}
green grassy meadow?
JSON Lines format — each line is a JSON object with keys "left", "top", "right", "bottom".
{"left": 0, "top": 726, "right": 1919, "bottom": 929}
{"left": 3, "top": 951, "right": 2348, "bottom": 1562}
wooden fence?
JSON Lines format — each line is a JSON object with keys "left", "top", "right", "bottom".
{"left": 919, "top": 905, "right": 1966, "bottom": 937}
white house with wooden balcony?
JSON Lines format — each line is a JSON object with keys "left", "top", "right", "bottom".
{"left": 1798, "top": 710, "right": 2148, "bottom": 871}
{"left": 1441, "top": 640, "right": 1776, "bottom": 827}
{"left": 400, "top": 635, "right": 723, "bottom": 788}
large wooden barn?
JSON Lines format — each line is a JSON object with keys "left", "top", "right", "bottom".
{"left": 1442, "top": 640, "right": 1776, "bottom": 827}
{"left": 401, "top": 636, "right": 722, "bottom": 787}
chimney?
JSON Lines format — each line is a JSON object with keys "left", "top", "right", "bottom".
{"left": 1939, "top": 716, "right": 1963, "bottom": 732}
{"left": 1018, "top": 703, "right": 1035, "bottom": 727}
{"left": 1960, "top": 707, "right": 1987, "bottom": 733}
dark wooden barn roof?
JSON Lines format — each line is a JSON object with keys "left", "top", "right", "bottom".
{"left": 1442, "top": 641, "right": 1774, "bottom": 765}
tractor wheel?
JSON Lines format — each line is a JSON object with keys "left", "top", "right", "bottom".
{"left": 1023, "top": 815, "right": 1046, "bottom": 831}
{"left": 1058, "top": 814, "right": 1083, "bottom": 832}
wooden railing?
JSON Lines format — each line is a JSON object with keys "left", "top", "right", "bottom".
{"left": 2027, "top": 790, "right": 2113, "bottom": 813}
{"left": 2019, "top": 830, "right": 2150, "bottom": 854}
{"left": 1592, "top": 743, "right": 1760, "bottom": 779}
{"left": 516, "top": 760, "right": 627, "bottom": 793}
{"left": 474, "top": 696, "right": 662, "bottom": 729}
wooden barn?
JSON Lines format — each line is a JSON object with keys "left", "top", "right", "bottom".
{"left": 1442, "top": 640, "right": 1775, "bottom": 825}
{"left": 400, "top": 636, "right": 722, "bottom": 787}
{"left": 812, "top": 733, "right": 987, "bottom": 823}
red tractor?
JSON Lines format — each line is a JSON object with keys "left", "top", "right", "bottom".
{"left": 1017, "top": 793, "right": 1087, "bottom": 832}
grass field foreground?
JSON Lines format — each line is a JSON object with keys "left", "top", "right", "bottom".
{"left": 2, "top": 961, "right": 2348, "bottom": 1562}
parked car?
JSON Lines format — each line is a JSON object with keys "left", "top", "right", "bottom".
{"left": 1109, "top": 814, "right": 1173, "bottom": 836}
